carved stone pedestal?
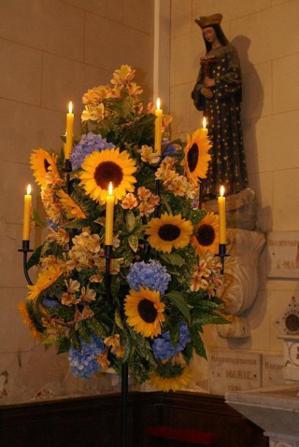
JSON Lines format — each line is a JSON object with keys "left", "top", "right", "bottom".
{"left": 217, "top": 228, "right": 266, "bottom": 338}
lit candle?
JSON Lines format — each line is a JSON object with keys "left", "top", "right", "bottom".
{"left": 154, "top": 97, "right": 163, "bottom": 154}
{"left": 202, "top": 116, "right": 208, "bottom": 136}
{"left": 22, "top": 184, "right": 32, "bottom": 241}
{"left": 64, "top": 101, "right": 74, "bottom": 160}
{"left": 105, "top": 182, "right": 115, "bottom": 246}
{"left": 218, "top": 185, "right": 227, "bottom": 244}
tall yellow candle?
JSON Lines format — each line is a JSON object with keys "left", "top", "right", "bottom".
{"left": 218, "top": 185, "right": 227, "bottom": 244}
{"left": 201, "top": 116, "right": 208, "bottom": 137}
{"left": 64, "top": 101, "right": 74, "bottom": 160}
{"left": 22, "top": 184, "right": 32, "bottom": 241}
{"left": 105, "top": 182, "right": 115, "bottom": 246}
{"left": 154, "top": 97, "right": 163, "bottom": 154}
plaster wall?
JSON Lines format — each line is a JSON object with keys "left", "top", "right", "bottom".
{"left": 0, "top": 0, "right": 154, "bottom": 405}
{"left": 170, "top": 0, "right": 299, "bottom": 392}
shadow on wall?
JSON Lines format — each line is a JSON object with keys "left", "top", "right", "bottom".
{"left": 232, "top": 35, "right": 272, "bottom": 233}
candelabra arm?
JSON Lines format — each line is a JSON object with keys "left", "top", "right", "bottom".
{"left": 18, "top": 240, "right": 33, "bottom": 286}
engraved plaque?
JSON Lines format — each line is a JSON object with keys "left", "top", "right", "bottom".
{"left": 268, "top": 231, "right": 299, "bottom": 279}
{"left": 209, "top": 350, "right": 262, "bottom": 394}
{"left": 262, "top": 354, "right": 284, "bottom": 387}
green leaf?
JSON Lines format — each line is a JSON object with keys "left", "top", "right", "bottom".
{"left": 32, "top": 209, "right": 46, "bottom": 227}
{"left": 191, "top": 329, "right": 207, "bottom": 359}
{"left": 27, "top": 245, "right": 43, "bottom": 270}
{"left": 165, "top": 291, "right": 191, "bottom": 324}
{"left": 192, "top": 312, "right": 228, "bottom": 326}
{"left": 160, "top": 253, "right": 185, "bottom": 267}
{"left": 182, "top": 342, "right": 193, "bottom": 365}
{"left": 114, "top": 310, "right": 124, "bottom": 329}
{"left": 57, "top": 336, "right": 71, "bottom": 354}
{"left": 169, "top": 323, "right": 180, "bottom": 345}
{"left": 126, "top": 211, "right": 136, "bottom": 232}
{"left": 128, "top": 234, "right": 139, "bottom": 252}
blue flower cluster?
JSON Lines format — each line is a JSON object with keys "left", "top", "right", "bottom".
{"left": 152, "top": 322, "right": 191, "bottom": 361}
{"left": 42, "top": 296, "right": 59, "bottom": 308}
{"left": 68, "top": 336, "right": 105, "bottom": 378}
{"left": 71, "top": 132, "right": 114, "bottom": 170}
{"left": 127, "top": 260, "right": 171, "bottom": 295}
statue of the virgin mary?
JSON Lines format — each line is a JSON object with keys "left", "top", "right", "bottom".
{"left": 192, "top": 14, "right": 248, "bottom": 200}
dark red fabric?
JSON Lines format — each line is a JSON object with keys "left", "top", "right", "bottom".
{"left": 146, "top": 425, "right": 216, "bottom": 445}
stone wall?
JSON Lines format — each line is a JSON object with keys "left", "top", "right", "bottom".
{"left": 170, "top": 0, "right": 299, "bottom": 393}
{"left": 0, "top": 0, "right": 153, "bottom": 404}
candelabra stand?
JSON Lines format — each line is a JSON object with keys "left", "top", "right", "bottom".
{"left": 18, "top": 240, "right": 33, "bottom": 285}
{"left": 217, "top": 243, "right": 229, "bottom": 275}
{"left": 64, "top": 159, "right": 72, "bottom": 194}
{"left": 105, "top": 244, "right": 129, "bottom": 447}
{"left": 198, "top": 178, "right": 205, "bottom": 209}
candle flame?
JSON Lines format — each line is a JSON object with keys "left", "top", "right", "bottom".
{"left": 26, "top": 184, "right": 32, "bottom": 195}
{"left": 203, "top": 117, "right": 207, "bottom": 129}
{"left": 108, "top": 182, "right": 113, "bottom": 195}
{"left": 219, "top": 185, "right": 225, "bottom": 197}
{"left": 156, "top": 97, "right": 161, "bottom": 110}
{"left": 68, "top": 101, "right": 73, "bottom": 113}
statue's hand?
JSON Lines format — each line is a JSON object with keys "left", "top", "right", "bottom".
{"left": 203, "top": 76, "right": 215, "bottom": 87}
{"left": 201, "top": 87, "right": 213, "bottom": 98}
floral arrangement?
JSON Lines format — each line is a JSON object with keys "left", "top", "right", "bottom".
{"left": 19, "top": 65, "right": 225, "bottom": 392}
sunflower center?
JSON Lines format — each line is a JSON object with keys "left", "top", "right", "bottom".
{"left": 94, "top": 161, "right": 123, "bottom": 189}
{"left": 187, "top": 143, "right": 199, "bottom": 173}
{"left": 195, "top": 224, "right": 215, "bottom": 246}
{"left": 44, "top": 159, "right": 50, "bottom": 172}
{"left": 138, "top": 299, "right": 158, "bottom": 323}
{"left": 158, "top": 224, "right": 181, "bottom": 241}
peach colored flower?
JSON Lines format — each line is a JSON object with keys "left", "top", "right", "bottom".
{"left": 97, "top": 351, "right": 110, "bottom": 369}
{"left": 105, "top": 334, "right": 125, "bottom": 358}
{"left": 121, "top": 192, "right": 138, "bottom": 209}
{"left": 140, "top": 145, "right": 160, "bottom": 165}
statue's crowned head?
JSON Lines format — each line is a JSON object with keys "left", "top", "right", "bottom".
{"left": 195, "top": 13, "right": 223, "bottom": 28}
{"left": 195, "top": 13, "right": 228, "bottom": 51}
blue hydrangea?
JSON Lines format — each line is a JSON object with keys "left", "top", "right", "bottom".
{"left": 163, "top": 143, "right": 177, "bottom": 157}
{"left": 42, "top": 297, "right": 60, "bottom": 308}
{"left": 71, "top": 132, "right": 114, "bottom": 170}
{"left": 151, "top": 322, "right": 191, "bottom": 361}
{"left": 48, "top": 220, "right": 59, "bottom": 231}
{"left": 68, "top": 336, "right": 105, "bottom": 378}
{"left": 127, "top": 260, "right": 171, "bottom": 294}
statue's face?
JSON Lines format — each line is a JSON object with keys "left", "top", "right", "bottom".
{"left": 202, "top": 26, "right": 217, "bottom": 43}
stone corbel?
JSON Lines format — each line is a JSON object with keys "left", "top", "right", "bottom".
{"left": 217, "top": 228, "right": 266, "bottom": 339}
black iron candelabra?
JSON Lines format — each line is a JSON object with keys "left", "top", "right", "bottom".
{"left": 104, "top": 244, "right": 129, "bottom": 447}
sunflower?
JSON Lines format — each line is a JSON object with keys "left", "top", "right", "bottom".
{"left": 80, "top": 148, "right": 137, "bottom": 203}
{"left": 192, "top": 212, "right": 219, "bottom": 255}
{"left": 30, "top": 149, "right": 59, "bottom": 188}
{"left": 27, "top": 263, "right": 63, "bottom": 300}
{"left": 124, "top": 287, "right": 165, "bottom": 338}
{"left": 146, "top": 213, "right": 193, "bottom": 253}
{"left": 18, "top": 302, "right": 43, "bottom": 340}
{"left": 57, "top": 189, "right": 86, "bottom": 220}
{"left": 150, "top": 366, "right": 191, "bottom": 392}
{"left": 184, "top": 129, "right": 211, "bottom": 183}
